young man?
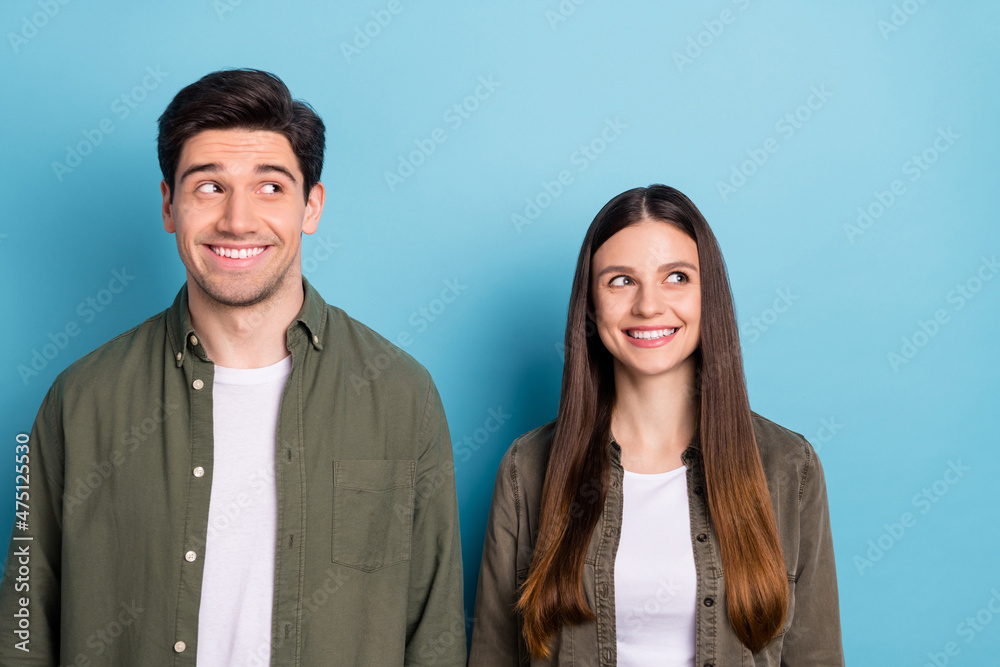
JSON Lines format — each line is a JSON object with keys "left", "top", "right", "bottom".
{"left": 0, "top": 69, "right": 466, "bottom": 666}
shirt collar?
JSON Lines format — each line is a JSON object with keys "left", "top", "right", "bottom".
{"left": 167, "top": 277, "right": 327, "bottom": 367}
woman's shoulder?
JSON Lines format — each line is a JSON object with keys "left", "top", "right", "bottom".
{"left": 499, "top": 419, "right": 557, "bottom": 473}
{"left": 750, "top": 410, "right": 824, "bottom": 498}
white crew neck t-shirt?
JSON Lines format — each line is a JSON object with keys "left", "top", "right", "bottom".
{"left": 196, "top": 355, "right": 291, "bottom": 666}
{"left": 614, "top": 465, "right": 698, "bottom": 666}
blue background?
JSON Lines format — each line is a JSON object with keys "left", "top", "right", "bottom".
{"left": 2, "top": 1, "right": 999, "bottom": 664}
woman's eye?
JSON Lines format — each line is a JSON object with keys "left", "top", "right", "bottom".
{"left": 666, "top": 272, "right": 688, "bottom": 284}
{"left": 609, "top": 275, "right": 633, "bottom": 287}
{"left": 195, "top": 183, "right": 221, "bottom": 194}
{"left": 259, "top": 183, "right": 281, "bottom": 194}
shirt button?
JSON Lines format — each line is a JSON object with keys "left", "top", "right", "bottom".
{"left": 697, "top": 533, "right": 708, "bottom": 542}
{"left": 704, "top": 597, "right": 714, "bottom": 607}
{"left": 604, "top": 648, "right": 612, "bottom": 661}
{"left": 185, "top": 550, "right": 197, "bottom": 562}
{"left": 599, "top": 583, "right": 609, "bottom": 597}
{"left": 312, "top": 334, "right": 319, "bottom": 345}
{"left": 694, "top": 486, "right": 704, "bottom": 495}
{"left": 193, "top": 466, "right": 205, "bottom": 478}
{"left": 189, "top": 335, "right": 198, "bottom": 347}
{"left": 608, "top": 527, "right": 616, "bottom": 536}
{"left": 193, "top": 379, "right": 204, "bottom": 390}
{"left": 175, "top": 352, "right": 182, "bottom": 362}
{"left": 174, "top": 641, "right": 186, "bottom": 653}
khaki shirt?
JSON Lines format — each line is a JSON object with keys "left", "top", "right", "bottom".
{"left": 0, "top": 279, "right": 466, "bottom": 666}
{"left": 470, "top": 413, "right": 844, "bottom": 666}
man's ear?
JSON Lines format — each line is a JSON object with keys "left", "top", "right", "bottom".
{"left": 161, "top": 180, "right": 175, "bottom": 233}
{"left": 302, "top": 182, "right": 325, "bottom": 235}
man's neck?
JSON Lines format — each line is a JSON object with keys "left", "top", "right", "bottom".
{"left": 186, "top": 278, "right": 303, "bottom": 369}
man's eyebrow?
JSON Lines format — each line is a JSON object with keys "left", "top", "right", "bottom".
{"left": 177, "top": 163, "right": 298, "bottom": 184}
{"left": 178, "top": 163, "right": 220, "bottom": 183}
{"left": 595, "top": 261, "right": 698, "bottom": 277}
{"left": 255, "top": 164, "right": 297, "bottom": 182}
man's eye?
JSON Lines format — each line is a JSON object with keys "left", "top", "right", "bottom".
{"left": 666, "top": 272, "right": 688, "bottom": 284}
{"left": 609, "top": 275, "right": 633, "bottom": 287}
{"left": 259, "top": 183, "right": 281, "bottom": 194}
{"left": 195, "top": 183, "right": 221, "bottom": 194}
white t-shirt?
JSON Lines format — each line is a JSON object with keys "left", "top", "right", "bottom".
{"left": 196, "top": 355, "right": 290, "bottom": 666}
{"left": 614, "top": 465, "right": 698, "bottom": 666}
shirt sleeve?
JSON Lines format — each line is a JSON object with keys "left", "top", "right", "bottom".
{"left": 780, "top": 443, "right": 845, "bottom": 666}
{"left": 403, "top": 377, "right": 467, "bottom": 666}
{"left": 469, "top": 443, "right": 525, "bottom": 666}
{"left": 0, "top": 382, "right": 64, "bottom": 665}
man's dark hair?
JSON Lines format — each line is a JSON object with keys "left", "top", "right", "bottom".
{"left": 157, "top": 68, "right": 325, "bottom": 202}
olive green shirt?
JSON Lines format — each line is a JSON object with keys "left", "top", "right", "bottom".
{"left": 470, "top": 413, "right": 844, "bottom": 666}
{"left": 0, "top": 279, "right": 466, "bottom": 666}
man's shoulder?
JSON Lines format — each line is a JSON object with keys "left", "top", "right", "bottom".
{"left": 321, "top": 303, "right": 432, "bottom": 389}
{"left": 52, "top": 308, "right": 171, "bottom": 395}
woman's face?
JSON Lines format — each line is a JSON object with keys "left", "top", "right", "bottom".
{"left": 590, "top": 218, "right": 701, "bottom": 381}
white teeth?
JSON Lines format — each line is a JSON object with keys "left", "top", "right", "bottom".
{"left": 211, "top": 246, "right": 264, "bottom": 259}
{"left": 627, "top": 328, "right": 678, "bottom": 340}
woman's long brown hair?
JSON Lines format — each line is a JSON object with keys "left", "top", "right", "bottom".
{"left": 515, "top": 185, "right": 788, "bottom": 658}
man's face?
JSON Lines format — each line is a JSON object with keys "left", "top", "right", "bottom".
{"left": 161, "top": 128, "right": 323, "bottom": 309}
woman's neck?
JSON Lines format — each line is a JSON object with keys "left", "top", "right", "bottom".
{"left": 610, "top": 357, "right": 699, "bottom": 473}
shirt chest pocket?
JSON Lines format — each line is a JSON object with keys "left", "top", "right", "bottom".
{"left": 332, "top": 459, "right": 415, "bottom": 572}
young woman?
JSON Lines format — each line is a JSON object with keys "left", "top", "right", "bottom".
{"left": 469, "top": 185, "right": 844, "bottom": 665}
